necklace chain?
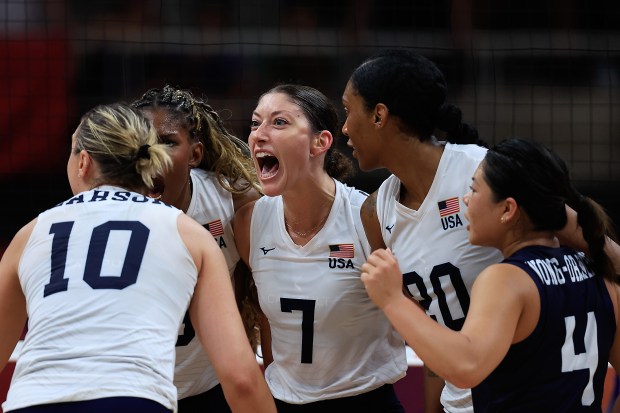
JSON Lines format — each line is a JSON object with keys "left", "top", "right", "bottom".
{"left": 285, "top": 211, "right": 329, "bottom": 238}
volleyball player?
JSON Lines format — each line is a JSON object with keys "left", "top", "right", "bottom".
{"left": 341, "top": 48, "right": 502, "bottom": 412}
{"left": 361, "top": 137, "right": 620, "bottom": 412}
{"left": 132, "top": 85, "right": 262, "bottom": 412}
{"left": 234, "top": 84, "right": 408, "bottom": 412}
{"left": 0, "top": 103, "right": 275, "bottom": 413}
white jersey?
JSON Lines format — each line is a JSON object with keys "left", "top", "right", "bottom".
{"left": 249, "top": 179, "right": 407, "bottom": 404}
{"left": 376, "top": 143, "right": 503, "bottom": 413}
{"left": 173, "top": 168, "right": 239, "bottom": 399}
{"left": 4, "top": 186, "right": 197, "bottom": 413}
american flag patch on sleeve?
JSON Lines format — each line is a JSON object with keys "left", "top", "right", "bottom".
{"left": 329, "top": 244, "right": 354, "bottom": 258}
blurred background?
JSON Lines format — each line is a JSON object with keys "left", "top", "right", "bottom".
{"left": 1, "top": 0, "right": 619, "bottom": 239}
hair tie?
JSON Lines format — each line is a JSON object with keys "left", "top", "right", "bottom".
{"left": 137, "top": 144, "right": 151, "bottom": 160}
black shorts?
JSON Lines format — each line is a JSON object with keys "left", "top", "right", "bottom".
{"left": 274, "top": 384, "right": 405, "bottom": 413}
{"left": 177, "top": 384, "right": 231, "bottom": 413}
{"left": 7, "top": 397, "right": 171, "bottom": 413}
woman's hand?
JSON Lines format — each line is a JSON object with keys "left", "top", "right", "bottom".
{"left": 361, "top": 248, "right": 405, "bottom": 309}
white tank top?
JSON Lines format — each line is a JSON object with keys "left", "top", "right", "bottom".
{"left": 4, "top": 186, "right": 197, "bottom": 412}
{"left": 250, "top": 179, "right": 407, "bottom": 404}
{"left": 376, "top": 144, "right": 503, "bottom": 413}
{"left": 173, "top": 168, "right": 239, "bottom": 399}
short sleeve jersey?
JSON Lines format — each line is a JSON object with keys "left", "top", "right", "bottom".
{"left": 4, "top": 186, "right": 197, "bottom": 412}
{"left": 375, "top": 143, "right": 504, "bottom": 412}
{"left": 249, "top": 180, "right": 407, "bottom": 404}
{"left": 479, "top": 246, "right": 616, "bottom": 412}
{"left": 173, "top": 168, "right": 240, "bottom": 399}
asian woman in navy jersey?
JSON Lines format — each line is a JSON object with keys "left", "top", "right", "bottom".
{"left": 362, "top": 137, "right": 620, "bottom": 412}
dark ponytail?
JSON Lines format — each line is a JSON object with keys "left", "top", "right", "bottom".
{"left": 435, "top": 103, "right": 487, "bottom": 147}
{"left": 568, "top": 192, "right": 618, "bottom": 282}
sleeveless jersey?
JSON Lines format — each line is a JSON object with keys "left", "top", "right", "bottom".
{"left": 173, "top": 168, "right": 240, "bottom": 399}
{"left": 478, "top": 246, "right": 616, "bottom": 412}
{"left": 3, "top": 186, "right": 197, "bottom": 412}
{"left": 375, "top": 143, "right": 503, "bottom": 413}
{"left": 249, "top": 180, "right": 407, "bottom": 404}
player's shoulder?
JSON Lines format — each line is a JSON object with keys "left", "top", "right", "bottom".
{"left": 446, "top": 142, "right": 488, "bottom": 162}
{"left": 337, "top": 180, "right": 370, "bottom": 207}
{"left": 233, "top": 197, "right": 259, "bottom": 230}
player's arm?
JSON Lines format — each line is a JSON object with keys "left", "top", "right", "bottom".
{"left": 180, "top": 214, "right": 275, "bottom": 413}
{"left": 607, "top": 280, "right": 620, "bottom": 381}
{"left": 232, "top": 199, "right": 277, "bottom": 366}
{"left": 0, "top": 219, "right": 33, "bottom": 371}
{"left": 605, "top": 237, "right": 620, "bottom": 275}
{"left": 360, "top": 191, "right": 386, "bottom": 251}
{"left": 232, "top": 200, "right": 256, "bottom": 269}
{"left": 233, "top": 190, "right": 264, "bottom": 352}
{"left": 422, "top": 367, "right": 445, "bottom": 413}
{"left": 233, "top": 260, "right": 263, "bottom": 354}
{"left": 232, "top": 186, "right": 261, "bottom": 212}
{"left": 362, "top": 249, "right": 529, "bottom": 388}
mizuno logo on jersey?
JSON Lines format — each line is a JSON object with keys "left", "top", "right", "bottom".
{"left": 260, "top": 247, "right": 275, "bottom": 255}
{"left": 386, "top": 224, "right": 395, "bottom": 233}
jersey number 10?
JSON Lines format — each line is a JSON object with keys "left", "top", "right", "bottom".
{"left": 43, "top": 221, "right": 149, "bottom": 297}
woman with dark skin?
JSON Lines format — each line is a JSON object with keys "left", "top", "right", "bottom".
{"left": 341, "top": 48, "right": 502, "bottom": 413}
{"left": 132, "top": 86, "right": 262, "bottom": 413}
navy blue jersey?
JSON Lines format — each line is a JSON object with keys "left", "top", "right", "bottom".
{"left": 478, "top": 245, "right": 615, "bottom": 412}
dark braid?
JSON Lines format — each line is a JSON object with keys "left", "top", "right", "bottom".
{"left": 132, "top": 85, "right": 260, "bottom": 194}
{"left": 568, "top": 190, "right": 618, "bottom": 283}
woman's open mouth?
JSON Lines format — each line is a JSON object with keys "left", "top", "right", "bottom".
{"left": 255, "top": 151, "right": 280, "bottom": 179}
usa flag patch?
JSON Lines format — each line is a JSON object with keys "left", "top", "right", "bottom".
{"left": 207, "top": 219, "right": 224, "bottom": 236}
{"left": 329, "top": 244, "right": 354, "bottom": 258}
{"left": 437, "top": 197, "right": 460, "bottom": 217}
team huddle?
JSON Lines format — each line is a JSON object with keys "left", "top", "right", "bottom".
{"left": 0, "top": 49, "right": 619, "bottom": 413}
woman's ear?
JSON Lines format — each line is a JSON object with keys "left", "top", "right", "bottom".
{"left": 501, "top": 197, "right": 519, "bottom": 224}
{"left": 374, "top": 103, "right": 389, "bottom": 127}
{"left": 78, "top": 149, "right": 91, "bottom": 179}
{"left": 310, "top": 130, "right": 333, "bottom": 158}
{"left": 189, "top": 141, "right": 204, "bottom": 168}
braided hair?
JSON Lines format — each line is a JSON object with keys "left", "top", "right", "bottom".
{"left": 132, "top": 85, "right": 260, "bottom": 194}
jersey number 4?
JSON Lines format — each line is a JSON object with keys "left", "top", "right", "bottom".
{"left": 562, "top": 311, "right": 598, "bottom": 406}
{"left": 43, "top": 221, "right": 149, "bottom": 297}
